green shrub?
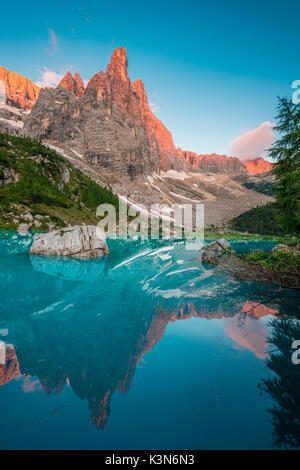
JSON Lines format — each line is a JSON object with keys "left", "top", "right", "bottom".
{"left": 0, "top": 133, "right": 119, "bottom": 227}
{"left": 246, "top": 250, "right": 300, "bottom": 274}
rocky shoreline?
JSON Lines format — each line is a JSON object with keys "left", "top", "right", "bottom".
{"left": 202, "top": 239, "right": 300, "bottom": 290}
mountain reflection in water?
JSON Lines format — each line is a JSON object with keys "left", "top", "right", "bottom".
{"left": 0, "top": 233, "right": 299, "bottom": 448}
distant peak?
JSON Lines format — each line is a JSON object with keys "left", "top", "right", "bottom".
{"left": 63, "top": 71, "right": 73, "bottom": 79}
{"left": 107, "top": 47, "right": 128, "bottom": 76}
{"left": 134, "top": 78, "right": 144, "bottom": 87}
{"left": 110, "top": 47, "right": 127, "bottom": 64}
{"left": 244, "top": 157, "right": 273, "bottom": 175}
{"left": 0, "top": 65, "right": 40, "bottom": 110}
{"left": 58, "top": 71, "right": 85, "bottom": 97}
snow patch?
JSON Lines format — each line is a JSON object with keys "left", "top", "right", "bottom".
{"left": 160, "top": 170, "right": 188, "bottom": 180}
{"left": 0, "top": 117, "right": 24, "bottom": 128}
{"left": 0, "top": 103, "right": 23, "bottom": 115}
{"left": 169, "top": 191, "right": 201, "bottom": 203}
{"left": 72, "top": 149, "right": 83, "bottom": 159}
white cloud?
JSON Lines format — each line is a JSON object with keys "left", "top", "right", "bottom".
{"left": 21, "top": 376, "right": 42, "bottom": 393}
{"left": 150, "top": 101, "right": 159, "bottom": 114}
{"left": 47, "top": 28, "right": 58, "bottom": 54}
{"left": 229, "top": 121, "right": 275, "bottom": 161}
{"left": 149, "top": 90, "right": 159, "bottom": 114}
{"left": 36, "top": 67, "right": 65, "bottom": 88}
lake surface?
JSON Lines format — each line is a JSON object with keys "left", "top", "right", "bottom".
{"left": 0, "top": 232, "right": 299, "bottom": 450}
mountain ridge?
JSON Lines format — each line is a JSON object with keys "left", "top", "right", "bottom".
{"left": 58, "top": 71, "right": 85, "bottom": 97}
{"left": 0, "top": 48, "right": 273, "bottom": 226}
{"left": 0, "top": 49, "right": 272, "bottom": 176}
{"left": 245, "top": 157, "right": 273, "bottom": 175}
{"left": 0, "top": 65, "right": 40, "bottom": 110}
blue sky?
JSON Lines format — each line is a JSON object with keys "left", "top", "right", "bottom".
{"left": 1, "top": 0, "right": 299, "bottom": 157}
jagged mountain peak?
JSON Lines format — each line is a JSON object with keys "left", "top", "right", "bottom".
{"left": 1, "top": 48, "right": 274, "bottom": 188}
{"left": 58, "top": 71, "right": 85, "bottom": 97}
{"left": 176, "top": 148, "right": 248, "bottom": 175}
{"left": 106, "top": 46, "right": 129, "bottom": 84}
{"left": 244, "top": 157, "right": 273, "bottom": 175}
{"left": 109, "top": 46, "right": 128, "bottom": 66}
{"left": 0, "top": 65, "right": 40, "bottom": 110}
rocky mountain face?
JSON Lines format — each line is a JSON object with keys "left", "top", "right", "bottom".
{"left": 176, "top": 148, "right": 272, "bottom": 177}
{"left": 1, "top": 50, "right": 273, "bottom": 180}
{"left": 176, "top": 148, "right": 248, "bottom": 175}
{"left": 0, "top": 65, "right": 40, "bottom": 110}
{"left": 1, "top": 48, "right": 274, "bottom": 223}
{"left": 84, "top": 47, "right": 178, "bottom": 170}
{"left": 24, "top": 86, "right": 157, "bottom": 181}
{"left": 130, "top": 78, "right": 179, "bottom": 171}
{"left": 244, "top": 157, "right": 273, "bottom": 175}
{"left": 0, "top": 53, "right": 273, "bottom": 178}
{"left": 22, "top": 47, "right": 253, "bottom": 182}
{"left": 23, "top": 48, "right": 160, "bottom": 183}
{"left": 58, "top": 72, "right": 85, "bottom": 97}
{"left": 0, "top": 103, "right": 26, "bottom": 135}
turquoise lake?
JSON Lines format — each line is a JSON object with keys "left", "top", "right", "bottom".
{"left": 0, "top": 232, "right": 299, "bottom": 450}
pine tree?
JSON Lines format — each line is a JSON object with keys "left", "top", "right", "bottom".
{"left": 269, "top": 97, "right": 300, "bottom": 235}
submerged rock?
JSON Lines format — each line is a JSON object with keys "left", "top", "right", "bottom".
{"left": 30, "top": 225, "right": 109, "bottom": 259}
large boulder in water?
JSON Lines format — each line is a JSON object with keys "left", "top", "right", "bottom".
{"left": 30, "top": 225, "right": 109, "bottom": 259}
{"left": 203, "top": 238, "right": 232, "bottom": 252}
{"left": 202, "top": 250, "right": 219, "bottom": 266}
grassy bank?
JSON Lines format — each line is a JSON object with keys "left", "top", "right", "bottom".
{"left": 204, "top": 231, "right": 280, "bottom": 241}
{"left": 204, "top": 229, "right": 300, "bottom": 245}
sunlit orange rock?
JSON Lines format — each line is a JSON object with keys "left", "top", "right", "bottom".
{"left": 86, "top": 47, "right": 177, "bottom": 168}
{"left": 245, "top": 158, "right": 273, "bottom": 175}
{"left": 0, "top": 65, "right": 40, "bottom": 110}
{"left": 106, "top": 47, "right": 141, "bottom": 122}
{"left": 58, "top": 72, "right": 85, "bottom": 97}
{"left": 86, "top": 70, "right": 112, "bottom": 103}
{"left": 2, "top": 47, "right": 275, "bottom": 180}
{"left": 131, "top": 78, "right": 176, "bottom": 161}
{"left": 241, "top": 301, "right": 278, "bottom": 319}
{"left": 176, "top": 148, "right": 247, "bottom": 175}
{"left": 86, "top": 47, "right": 140, "bottom": 122}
